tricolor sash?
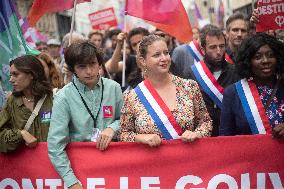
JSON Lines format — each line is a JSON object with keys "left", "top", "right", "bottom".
{"left": 191, "top": 60, "right": 224, "bottom": 108}
{"left": 186, "top": 40, "right": 204, "bottom": 62}
{"left": 134, "top": 80, "right": 183, "bottom": 140}
{"left": 225, "top": 53, "right": 235, "bottom": 64}
{"left": 235, "top": 79, "right": 272, "bottom": 134}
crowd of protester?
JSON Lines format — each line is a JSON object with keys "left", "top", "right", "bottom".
{"left": 0, "top": 10, "right": 284, "bottom": 189}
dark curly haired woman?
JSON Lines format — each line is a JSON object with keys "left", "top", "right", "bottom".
{"left": 220, "top": 33, "right": 284, "bottom": 138}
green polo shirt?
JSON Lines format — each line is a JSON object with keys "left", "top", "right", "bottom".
{"left": 47, "top": 76, "right": 123, "bottom": 187}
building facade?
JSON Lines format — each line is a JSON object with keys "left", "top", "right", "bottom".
{"left": 186, "top": 0, "right": 253, "bottom": 29}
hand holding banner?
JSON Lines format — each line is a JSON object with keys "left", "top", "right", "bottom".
{"left": 0, "top": 135, "right": 284, "bottom": 188}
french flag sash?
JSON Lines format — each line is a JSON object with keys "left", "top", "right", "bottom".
{"left": 225, "top": 53, "right": 235, "bottom": 64}
{"left": 134, "top": 80, "right": 183, "bottom": 140}
{"left": 186, "top": 40, "right": 204, "bottom": 62}
{"left": 235, "top": 79, "right": 272, "bottom": 134}
{"left": 191, "top": 60, "right": 224, "bottom": 108}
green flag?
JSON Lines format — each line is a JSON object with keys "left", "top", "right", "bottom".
{"left": 0, "top": 0, "right": 39, "bottom": 91}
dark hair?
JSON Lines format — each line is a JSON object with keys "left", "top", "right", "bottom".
{"left": 200, "top": 24, "right": 225, "bottom": 48}
{"left": 152, "top": 29, "right": 166, "bottom": 38}
{"left": 64, "top": 41, "right": 104, "bottom": 72}
{"left": 88, "top": 31, "right": 103, "bottom": 40}
{"left": 108, "top": 29, "right": 121, "bottom": 39}
{"left": 226, "top": 12, "right": 248, "bottom": 31}
{"left": 128, "top": 27, "right": 150, "bottom": 54}
{"left": 127, "top": 67, "right": 143, "bottom": 89}
{"left": 128, "top": 27, "right": 150, "bottom": 42}
{"left": 10, "top": 55, "right": 51, "bottom": 98}
{"left": 236, "top": 33, "right": 284, "bottom": 79}
{"left": 138, "top": 34, "right": 165, "bottom": 58}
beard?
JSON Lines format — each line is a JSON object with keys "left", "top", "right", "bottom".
{"left": 204, "top": 54, "right": 226, "bottom": 70}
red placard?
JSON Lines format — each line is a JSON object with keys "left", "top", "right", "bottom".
{"left": 256, "top": 0, "right": 284, "bottom": 32}
{"left": 0, "top": 135, "right": 284, "bottom": 188}
{"left": 88, "top": 7, "right": 118, "bottom": 30}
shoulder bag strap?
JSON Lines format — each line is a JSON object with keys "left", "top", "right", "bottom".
{"left": 24, "top": 95, "right": 47, "bottom": 131}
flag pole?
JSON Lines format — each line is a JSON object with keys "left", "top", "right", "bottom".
{"left": 69, "top": 0, "right": 78, "bottom": 46}
{"left": 252, "top": 0, "right": 255, "bottom": 10}
{"left": 122, "top": 9, "right": 127, "bottom": 88}
{"left": 64, "top": 0, "right": 77, "bottom": 84}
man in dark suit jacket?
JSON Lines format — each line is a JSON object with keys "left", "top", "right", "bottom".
{"left": 178, "top": 25, "right": 239, "bottom": 136}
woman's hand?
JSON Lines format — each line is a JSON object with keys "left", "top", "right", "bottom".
{"left": 181, "top": 130, "right": 201, "bottom": 142}
{"left": 96, "top": 127, "right": 114, "bottom": 151}
{"left": 20, "top": 130, "right": 37, "bottom": 148}
{"left": 135, "top": 134, "right": 162, "bottom": 147}
{"left": 69, "top": 183, "right": 83, "bottom": 189}
{"left": 272, "top": 124, "right": 284, "bottom": 139}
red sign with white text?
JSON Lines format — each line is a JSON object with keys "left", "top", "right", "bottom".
{"left": 0, "top": 135, "right": 283, "bottom": 188}
{"left": 88, "top": 7, "right": 118, "bottom": 30}
{"left": 256, "top": 0, "right": 284, "bottom": 32}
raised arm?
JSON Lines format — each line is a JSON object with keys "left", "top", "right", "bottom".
{"left": 105, "top": 32, "right": 126, "bottom": 73}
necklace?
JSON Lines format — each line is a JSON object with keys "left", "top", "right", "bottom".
{"left": 23, "top": 96, "right": 34, "bottom": 102}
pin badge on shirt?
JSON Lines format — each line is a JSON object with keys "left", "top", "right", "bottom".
{"left": 40, "top": 111, "right": 52, "bottom": 123}
{"left": 103, "top": 106, "right": 113, "bottom": 118}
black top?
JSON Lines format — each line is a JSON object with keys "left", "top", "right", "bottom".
{"left": 113, "top": 55, "right": 138, "bottom": 90}
{"left": 225, "top": 47, "right": 237, "bottom": 64}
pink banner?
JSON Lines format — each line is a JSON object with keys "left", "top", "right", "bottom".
{"left": 88, "top": 7, "right": 118, "bottom": 30}
{"left": 0, "top": 135, "right": 284, "bottom": 188}
{"left": 256, "top": 0, "right": 284, "bottom": 32}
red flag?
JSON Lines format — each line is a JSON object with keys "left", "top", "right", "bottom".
{"left": 28, "top": 0, "right": 90, "bottom": 26}
{"left": 125, "top": 0, "right": 192, "bottom": 43}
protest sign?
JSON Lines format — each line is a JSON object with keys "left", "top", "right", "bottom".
{"left": 88, "top": 8, "right": 118, "bottom": 30}
{"left": 256, "top": 0, "right": 284, "bottom": 32}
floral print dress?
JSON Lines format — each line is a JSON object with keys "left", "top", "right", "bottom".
{"left": 258, "top": 85, "right": 284, "bottom": 128}
{"left": 120, "top": 75, "right": 212, "bottom": 142}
